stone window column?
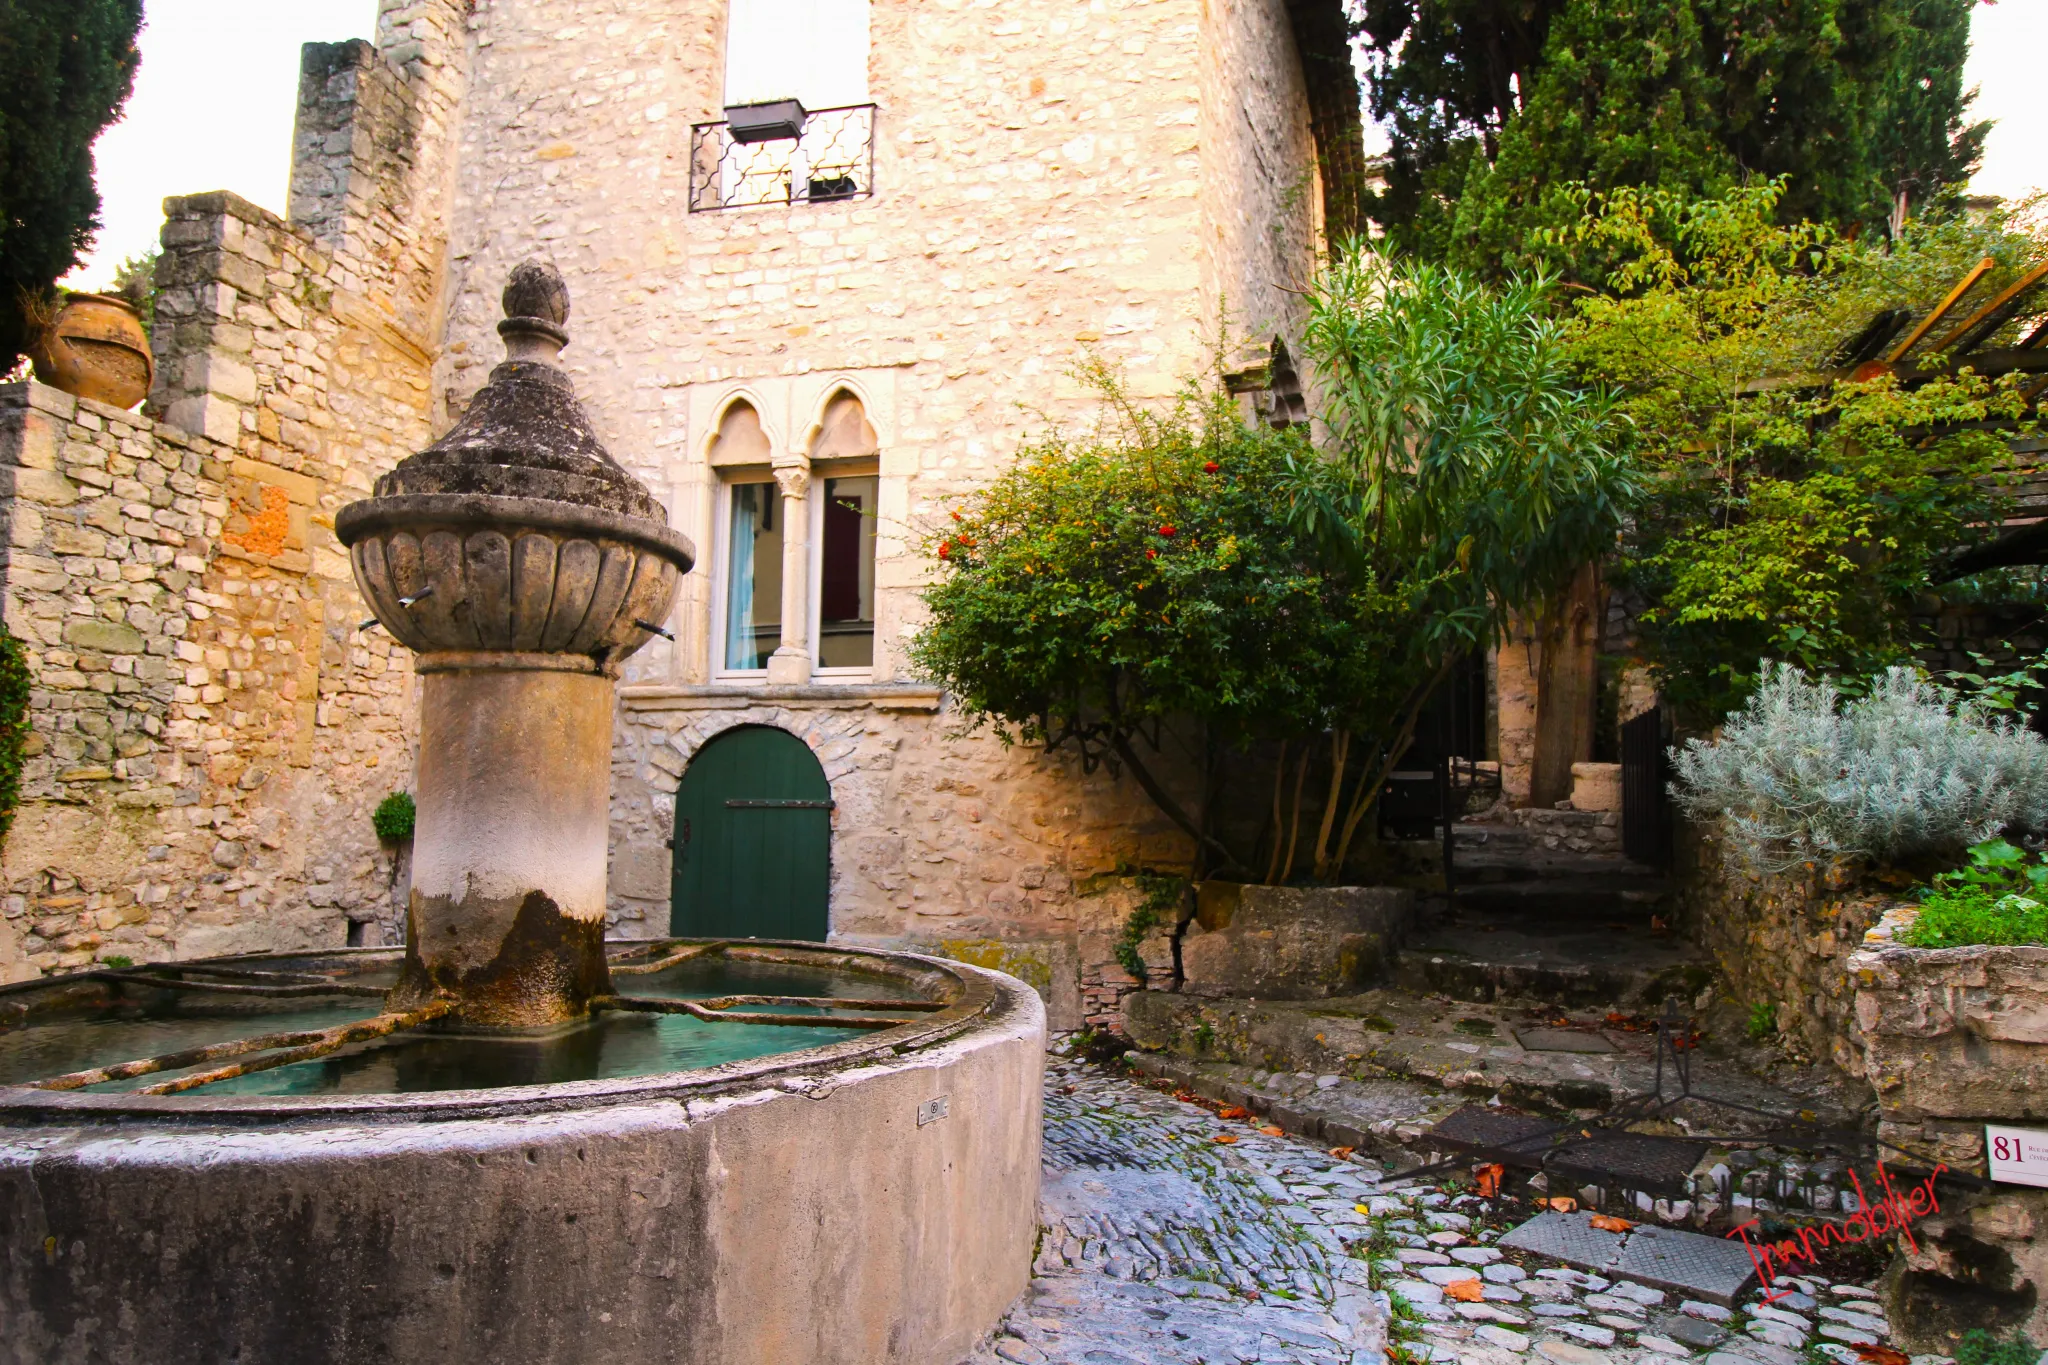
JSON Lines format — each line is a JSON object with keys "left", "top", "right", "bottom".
{"left": 766, "top": 461, "right": 813, "bottom": 684}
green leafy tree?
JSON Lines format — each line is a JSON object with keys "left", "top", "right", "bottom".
{"left": 1289, "top": 248, "right": 1635, "bottom": 872}
{"left": 916, "top": 258, "right": 1631, "bottom": 883}
{"left": 1357, "top": 0, "right": 1988, "bottom": 268}
{"left": 1563, "top": 181, "right": 2042, "bottom": 721}
{"left": 909, "top": 370, "right": 1407, "bottom": 877}
{"left": 0, "top": 0, "right": 144, "bottom": 370}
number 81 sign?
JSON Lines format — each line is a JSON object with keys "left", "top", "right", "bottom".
{"left": 1987, "top": 1126, "right": 2048, "bottom": 1187}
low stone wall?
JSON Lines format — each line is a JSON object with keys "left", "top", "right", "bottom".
{"left": 1178, "top": 885, "right": 1417, "bottom": 1000}
{"left": 1676, "top": 820, "right": 1890, "bottom": 1079}
{"left": 1850, "top": 907, "right": 2048, "bottom": 1349}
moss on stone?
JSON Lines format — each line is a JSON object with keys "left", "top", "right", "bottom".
{"left": 938, "top": 938, "right": 1055, "bottom": 996}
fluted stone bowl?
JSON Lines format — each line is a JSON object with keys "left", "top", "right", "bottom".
{"left": 336, "top": 493, "right": 691, "bottom": 671}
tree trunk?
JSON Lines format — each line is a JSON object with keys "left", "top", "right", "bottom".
{"left": 1529, "top": 562, "right": 1602, "bottom": 808}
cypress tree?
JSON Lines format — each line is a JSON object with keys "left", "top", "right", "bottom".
{"left": 1357, "top": 0, "right": 1989, "bottom": 270}
{"left": 0, "top": 0, "right": 144, "bottom": 372}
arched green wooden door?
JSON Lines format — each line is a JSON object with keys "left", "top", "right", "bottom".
{"left": 670, "top": 726, "right": 832, "bottom": 941}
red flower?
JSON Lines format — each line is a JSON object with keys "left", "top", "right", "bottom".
{"left": 1203, "top": 462, "right": 1220, "bottom": 474}
{"left": 951, "top": 510, "right": 963, "bottom": 522}
{"left": 1146, "top": 549, "right": 1157, "bottom": 560}
{"left": 938, "top": 541, "right": 953, "bottom": 560}
{"left": 1158, "top": 525, "right": 1177, "bottom": 538}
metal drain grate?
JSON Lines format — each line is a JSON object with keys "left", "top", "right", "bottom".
{"left": 1422, "top": 1105, "right": 1706, "bottom": 1195}
{"left": 1548, "top": 1132, "right": 1708, "bottom": 1197}
{"left": 1422, "top": 1105, "right": 1559, "bottom": 1167}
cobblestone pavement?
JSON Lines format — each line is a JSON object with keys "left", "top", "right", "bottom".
{"left": 972, "top": 1052, "right": 1943, "bottom": 1365}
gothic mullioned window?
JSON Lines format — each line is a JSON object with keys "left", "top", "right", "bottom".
{"left": 711, "top": 392, "right": 880, "bottom": 678}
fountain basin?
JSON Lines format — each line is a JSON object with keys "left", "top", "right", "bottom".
{"left": 0, "top": 943, "right": 1044, "bottom": 1365}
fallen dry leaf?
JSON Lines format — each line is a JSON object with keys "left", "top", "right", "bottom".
{"left": 1853, "top": 1346, "right": 1908, "bottom": 1365}
{"left": 1329, "top": 1146, "right": 1357, "bottom": 1160}
{"left": 1589, "top": 1214, "right": 1635, "bottom": 1233}
{"left": 1259, "top": 1125, "right": 1284, "bottom": 1138}
{"left": 1546, "top": 1197, "right": 1578, "bottom": 1213}
{"left": 1218, "top": 1106, "right": 1249, "bottom": 1120}
{"left": 1443, "top": 1279, "right": 1485, "bottom": 1302}
{"left": 1212, "top": 1135, "right": 1238, "bottom": 1145}
{"left": 1474, "top": 1163, "right": 1506, "bottom": 1198}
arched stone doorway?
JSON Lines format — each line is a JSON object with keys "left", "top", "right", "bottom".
{"left": 669, "top": 725, "right": 832, "bottom": 941}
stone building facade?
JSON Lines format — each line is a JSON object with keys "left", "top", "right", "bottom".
{"left": 0, "top": 0, "right": 1321, "bottom": 1026}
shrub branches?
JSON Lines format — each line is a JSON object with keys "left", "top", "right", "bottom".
{"left": 1560, "top": 182, "right": 2043, "bottom": 721}
{"left": 915, "top": 252, "right": 1632, "bottom": 883}
{"left": 1291, "top": 249, "right": 1635, "bottom": 875}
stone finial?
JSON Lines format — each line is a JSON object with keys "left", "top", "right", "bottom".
{"left": 498, "top": 260, "right": 570, "bottom": 364}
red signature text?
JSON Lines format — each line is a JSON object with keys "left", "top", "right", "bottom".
{"left": 1726, "top": 1161, "right": 1949, "bottom": 1304}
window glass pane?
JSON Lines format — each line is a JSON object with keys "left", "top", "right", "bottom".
{"left": 725, "top": 0, "right": 871, "bottom": 108}
{"left": 724, "top": 482, "right": 782, "bottom": 671}
{"left": 818, "top": 476, "right": 876, "bottom": 669}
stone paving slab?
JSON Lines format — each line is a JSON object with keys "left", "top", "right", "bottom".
{"left": 1512, "top": 1027, "right": 1617, "bottom": 1054}
{"left": 1499, "top": 1210, "right": 1629, "bottom": 1271}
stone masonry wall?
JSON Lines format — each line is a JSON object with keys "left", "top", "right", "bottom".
{"left": 1675, "top": 819, "right": 1891, "bottom": 1081}
{"left": 0, "top": 3, "right": 474, "bottom": 981}
{"left": 436, "top": 0, "right": 1320, "bottom": 1019}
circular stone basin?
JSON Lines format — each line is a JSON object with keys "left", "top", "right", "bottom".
{"left": 0, "top": 941, "right": 1044, "bottom": 1365}
{"left": 0, "top": 945, "right": 935, "bottom": 1096}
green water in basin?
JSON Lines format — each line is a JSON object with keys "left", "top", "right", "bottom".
{"left": 0, "top": 956, "right": 928, "bottom": 1096}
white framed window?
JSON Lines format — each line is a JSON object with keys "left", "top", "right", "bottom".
{"left": 706, "top": 389, "right": 882, "bottom": 683}
{"left": 714, "top": 474, "right": 783, "bottom": 678}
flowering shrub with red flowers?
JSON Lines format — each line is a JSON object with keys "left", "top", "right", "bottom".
{"left": 909, "top": 365, "right": 1408, "bottom": 876}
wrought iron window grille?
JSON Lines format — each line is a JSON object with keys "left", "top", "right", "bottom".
{"left": 690, "top": 103, "right": 877, "bottom": 212}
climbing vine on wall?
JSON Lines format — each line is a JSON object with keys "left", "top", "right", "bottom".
{"left": 0, "top": 627, "right": 33, "bottom": 851}
{"left": 1115, "top": 872, "right": 1188, "bottom": 982}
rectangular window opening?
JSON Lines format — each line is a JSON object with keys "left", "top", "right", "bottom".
{"left": 816, "top": 475, "right": 876, "bottom": 670}
{"left": 723, "top": 481, "right": 784, "bottom": 672}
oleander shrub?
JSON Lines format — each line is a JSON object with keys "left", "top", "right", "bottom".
{"left": 1672, "top": 664, "right": 2048, "bottom": 871}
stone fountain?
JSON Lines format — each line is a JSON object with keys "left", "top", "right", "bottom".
{"left": 0, "top": 266, "right": 1043, "bottom": 1365}
{"left": 338, "top": 261, "right": 692, "bottom": 1030}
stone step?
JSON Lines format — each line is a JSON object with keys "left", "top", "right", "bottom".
{"left": 1395, "top": 908, "right": 1708, "bottom": 1009}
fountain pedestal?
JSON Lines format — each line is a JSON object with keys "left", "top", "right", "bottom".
{"left": 395, "top": 665, "right": 617, "bottom": 1025}
{"left": 336, "top": 262, "right": 692, "bottom": 1028}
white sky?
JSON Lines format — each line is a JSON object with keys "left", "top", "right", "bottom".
{"left": 68, "top": 0, "right": 2048, "bottom": 290}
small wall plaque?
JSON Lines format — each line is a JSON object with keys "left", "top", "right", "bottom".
{"left": 918, "top": 1095, "right": 950, "bottom": 1127}
{"left": 1988, "top": 1125, "right": 2048, "bottom": 1187}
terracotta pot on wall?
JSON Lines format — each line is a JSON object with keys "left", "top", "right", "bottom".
{"left": 27, "top": 293, "right": 154, "bottom": 410}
